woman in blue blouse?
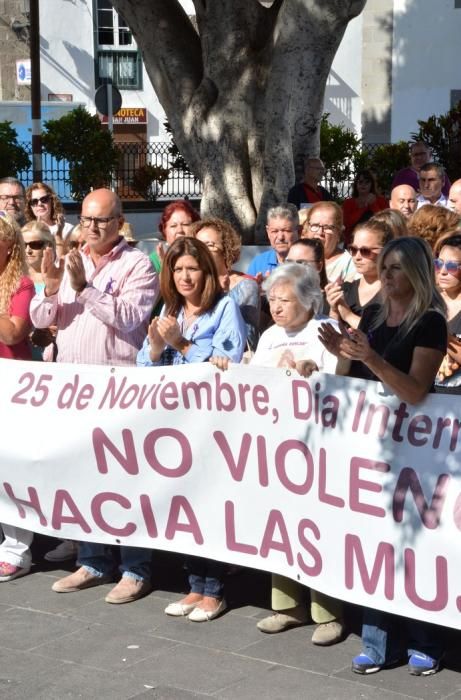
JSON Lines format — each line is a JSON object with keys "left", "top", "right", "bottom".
{"left": 137, "top": 237, "right": 246, "bottom": 621}
{"left": 137, "top": 237, "right": 246, "bottom": 367}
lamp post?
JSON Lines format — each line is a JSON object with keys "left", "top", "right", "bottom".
{"left": 29, "top": 0, "right": 42, "bottom": 182}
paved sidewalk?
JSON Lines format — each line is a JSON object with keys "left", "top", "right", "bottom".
{"left": 1, "top": 538, "right": 460, "bottom": 700}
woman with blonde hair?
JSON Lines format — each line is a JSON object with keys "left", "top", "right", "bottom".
{"left": 0, "top": 211, "right": 35, "bottom": 583}
{"left": 319, "top": 237, "right": 447, "bottom": 675}
{"left": 21, "top": 220, "right": 58, "bottom": 361}
{"left": 21, "top": 220, "right": 55, "bottom": 290}
{"left": 0, "top": 212, "right": 34, "bottom": 360}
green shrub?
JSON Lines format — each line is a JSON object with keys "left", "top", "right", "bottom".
{"left": 0, "top": 122, "right": 31, "bottom": 178}
{"left": 131, "top": 164, "right": 170, "bottom": 201}
{"left": 42, "top": 106, "right": 120, "bottom": 201}
{"left": 320, "top": 114, "right": 364, "bottom": 199}
{"left": 365, "top": 141, "right": 410, "bottom": 195}
{"left": 412, "top": 102, "right": 461, "bottom": 182}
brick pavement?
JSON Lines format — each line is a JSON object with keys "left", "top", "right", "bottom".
{"left": 1, "top": 538, "right": 460, "bottom": 700}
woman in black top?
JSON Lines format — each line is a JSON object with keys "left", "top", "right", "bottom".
{"left": 319, "top": 237, "right": 447, "bottom": 676}
{"left": 326, "top": 217, "right": 394, "bottom": 330}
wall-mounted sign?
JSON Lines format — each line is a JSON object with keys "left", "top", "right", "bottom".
{"left": 16, "top": 59, "right": 31, "bottom": 86}
{"left": 101, "top": 107, "right": 147, "bottom": 125}
{"left": 48, "top": 93, "right": 73, "bottom": 102}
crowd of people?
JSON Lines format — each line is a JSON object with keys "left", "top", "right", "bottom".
{"left": 0, "top": 138, "right": 460, "bottom": 677}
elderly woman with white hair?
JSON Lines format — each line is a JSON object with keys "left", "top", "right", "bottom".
{"left": 211, "top": 262, "right": 347, "bottom": 646}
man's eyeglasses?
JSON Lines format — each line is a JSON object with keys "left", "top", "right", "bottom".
{"left": 348, "top": 245, "right": 383, "bottom": 259}
{"left": 30, "top": 194, "right": 51, "bottom": 207}
{"left": 25, "top": 240, "right": 47, "bottom": 251}
{"left": 0, "top": 194, "right": 24, "bottom": 203}
{"left": 79, "top": 215, "right": 117, "bottom": 229}
{"left": 434, "top": 258, "right": 461, "bottom": 274}
{"left": 308, "top": 223, "right": 337, "bottom": 235}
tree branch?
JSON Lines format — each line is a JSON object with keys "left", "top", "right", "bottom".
{"left": 111, "top": 0, "right": 203, "bottom": 115}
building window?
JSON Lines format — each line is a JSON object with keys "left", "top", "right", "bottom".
{"left": 95, "top": 0, "right": 142, "bottom": 90}
{"left": 97, "top": 51, "right": 142, "bottom": 89}
{"left": 455, "top": 0, "right": 461, "bottom": 8}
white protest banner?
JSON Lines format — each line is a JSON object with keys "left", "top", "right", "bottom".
{"left": 1, "top": 358, "right": 460, "bottom": 629}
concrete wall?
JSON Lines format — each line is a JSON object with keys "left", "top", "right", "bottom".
{"left": 360, "top": 0, "right": 394, "bottom": 143}
{"left": 0, "top": 0, "right": 31, "bottom": 101}
{"left": 391, "top": 0, "right": 461, "bottom": 141}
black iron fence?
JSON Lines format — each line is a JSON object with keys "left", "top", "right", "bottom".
{"left": 17, "top": 141, "right": 202, "bottom": 203}
{"left": 17, "top": 141, "right": 389, "bottom": 204}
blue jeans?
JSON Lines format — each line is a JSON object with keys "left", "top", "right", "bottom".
{"left": 187, "top": 556, "right": 224, "bottom": 598}
{"left": 361, "top": 608, "right": 443, "bottom": 665}
{"left": 78, "top": 542, "right": 152, "bottom": 582}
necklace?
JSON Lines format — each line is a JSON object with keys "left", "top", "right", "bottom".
{"left": 181, "top": 307, "right": 200, "bottom": 334}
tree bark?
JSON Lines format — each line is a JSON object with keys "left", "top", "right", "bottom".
{"left": 112, "top": 0, "right": 367, "bottom": 242}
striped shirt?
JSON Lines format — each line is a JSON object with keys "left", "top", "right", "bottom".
{"left": 30, "top": 238, "right": 159, "bottom": 366}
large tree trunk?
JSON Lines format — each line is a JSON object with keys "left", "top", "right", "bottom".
{"left": 112, "top": 0, "right": 367, "bottom": 243}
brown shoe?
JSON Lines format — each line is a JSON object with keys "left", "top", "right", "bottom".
{"left": 105, "top": 576, "right": 152, "bottom": 604}
{"left": 51, "top": 566, "right": 113, "bottom": 593}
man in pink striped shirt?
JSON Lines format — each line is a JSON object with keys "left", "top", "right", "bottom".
{"left": 30, "top": 188, "right": 159, "bottom": 604}
{"left": 30, "top": 189, "right": 158, "bottom": 365}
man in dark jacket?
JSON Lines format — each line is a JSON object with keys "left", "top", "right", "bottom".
{"left": 288, "top": 157, "right": 332, "bottom": 208}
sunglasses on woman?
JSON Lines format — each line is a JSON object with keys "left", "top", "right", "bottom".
{"left": 30, "top": 194, "right": 51, "bottom": 207}
{"left": 25, "top": 240, "right": 46, "bottom": 250}
{"left": 434, "top": 258, "right": 461, "bottom": 274}
{"left": 348, "top": 245, "right": 382, "bottom": 258}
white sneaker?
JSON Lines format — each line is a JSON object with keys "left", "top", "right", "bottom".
{"left": 44, "top": 540, "right": 78, "bottom": 562}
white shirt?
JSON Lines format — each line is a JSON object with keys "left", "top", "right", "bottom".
{"left": 251, "top": 316, "right": 338, "bottom": 373}
{"left": 416, "top": 194, "right": 448, "bottom": 209}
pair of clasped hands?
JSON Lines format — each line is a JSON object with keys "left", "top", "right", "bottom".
{"left": 42, "top": 247, "right": 87, "bottom": 296}
{"left": 324, "top": 276, "right": 349, "bottom": 316}
{"left": 318, "top": 320, "right": 374, "bottom": 364}
{"left": 148, "top": 316, "right": 187, "bottom": 356}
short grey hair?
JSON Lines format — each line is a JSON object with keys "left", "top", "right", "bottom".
{"left": 262, "top": 262, "right": 322, "bottom": 315}
{"left": 0, "top": 177, "right": 25, "bottom": 194}
{"left": 266, "top": 204, "right": 299, "bottom": 229}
